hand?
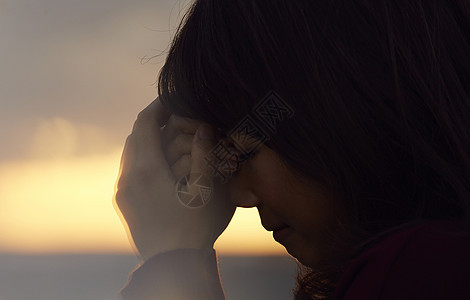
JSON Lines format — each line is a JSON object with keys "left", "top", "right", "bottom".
{"left": 114, "top": 98, "right": 236, "bottom": 262}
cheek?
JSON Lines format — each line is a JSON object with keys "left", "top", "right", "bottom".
{"left": 250, "top": 166, "right": 292, "bottom": 204}
{"left": 253, "top": 181, "right": 288, "bottom": 209}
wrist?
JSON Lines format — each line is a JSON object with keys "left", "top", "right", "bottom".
{"left": 138, "top": 244, "right": 215, "bottom": 262}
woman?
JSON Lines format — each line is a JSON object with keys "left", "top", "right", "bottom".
{"left": 114, "top": 0, "right": 470, "bottom": 299}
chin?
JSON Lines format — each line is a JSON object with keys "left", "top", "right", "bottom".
{"left": 286, "top": 244, "right": 319, "bottom": 268}
{"left": 295, "top": 255, "right": 318, "bottom": 268}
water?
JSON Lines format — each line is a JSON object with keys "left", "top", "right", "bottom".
{"left": 0, "top": 254, "right": 298, "bottom": 300}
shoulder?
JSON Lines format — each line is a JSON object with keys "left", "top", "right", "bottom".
{"left": 380, "top": 220, "right": 470, "bottom": 299}
{"left": 334, "top": 220, "right": 470, "bottom": 300}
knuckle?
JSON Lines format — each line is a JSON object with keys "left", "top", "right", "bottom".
{"left": 134, "top": 110, "right": 153, "bottom": 129}
{"left": 136, "top": 110, "right": 149, "bottom": 121}
{"left": 124, "top": 134, "right": 134, "bottom": 145}
{"left": 115, "top": 187, "right": 142, "bottom": 215}
{"left": 114, "top": 188, "right": 131, "bottom": 210}
{"left": 115, "top": 188, "right": 126, "bottom": 203}
{"left": 116, "top": 175, "right": 131, "bottom": 195}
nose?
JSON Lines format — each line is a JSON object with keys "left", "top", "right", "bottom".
{"left": 229, "top": 187, "right": 260, "bottom": 208}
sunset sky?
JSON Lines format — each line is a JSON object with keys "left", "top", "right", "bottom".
{"left": 0, "top": 0, "right": 286, "bottom": 256}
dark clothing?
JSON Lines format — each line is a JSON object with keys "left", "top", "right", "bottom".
{"left": 121, "top": 220, "right": 470, "bottom": 299}
{"left": 332, "top": 220, "right": 470, "bottom": 299}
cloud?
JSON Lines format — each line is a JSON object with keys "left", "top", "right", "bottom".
{"left": 0, "top": 146, "right": 129, "bottom": 254}
{"left": 29, "top": 117, "right": 119, "bottom": 158}
{"left": 0, "top": 0, "right": 288, "bottom": 256}
{"left": 0, "top": 0, "right": 186, "bottom": 162}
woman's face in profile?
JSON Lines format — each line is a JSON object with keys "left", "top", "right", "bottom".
{"left": 226, "top": 142, "right": 346, "bottom": 267}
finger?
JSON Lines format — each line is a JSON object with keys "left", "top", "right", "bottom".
{"left": 156, "top": 97, "right": 172, "bottom": 127}
{"left": 191, "top": 124, "right": 217, "bottom": 176}
{"left": 116, "top": 134, "right": 136, "bottom": 191}
{"left": 170, "top": 154, "right": 192, "bottom": 181}
{"left": 132, "top": 97, "right": 171, "bottom": 134}
{"left": 165, "top": 134, "right": 194, "bottom": 166}
{"left": 185, "top": 124, "right": 220, "bottom": 207}
{"left": 161, "top": 114, "right": 203, "bottom": 147}
{"left": 130, "top": 99, "right": 174, "bottom": 178}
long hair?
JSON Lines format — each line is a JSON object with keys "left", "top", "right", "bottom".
{"left": 157, "top": 0, "right": 470, "bottom": 298}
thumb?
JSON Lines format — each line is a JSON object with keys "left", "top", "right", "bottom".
{"left": 185, "top": 124, "right": 217, "bottom": 208}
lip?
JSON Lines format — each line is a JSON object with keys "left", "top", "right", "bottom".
{"left": 273, "top": 226, "right": 293, "bottom": 243}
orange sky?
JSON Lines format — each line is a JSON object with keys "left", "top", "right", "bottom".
{"left": 0, "top": 118, "right": 287, "bottom": 255}
{"left": 0, "top": 1, "right": 288, "bottom": 256}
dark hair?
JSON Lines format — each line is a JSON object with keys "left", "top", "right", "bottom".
{"left": 157, "top": 0, "right": 470, "bottom": 298}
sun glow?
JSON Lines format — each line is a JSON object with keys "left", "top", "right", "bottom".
{"left": 0, "top": 118, "right": 286, "bottom": 255}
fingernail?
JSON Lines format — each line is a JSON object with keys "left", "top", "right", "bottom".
{"left": 197, "top": 125, "right": 213, "bottom": 140}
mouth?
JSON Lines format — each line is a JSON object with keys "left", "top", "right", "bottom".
{"left": 264, "top": 224, "right": 287, "bottom": 232}
{"left": 269, "top": 225, "right": 293, "bottom": 244}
